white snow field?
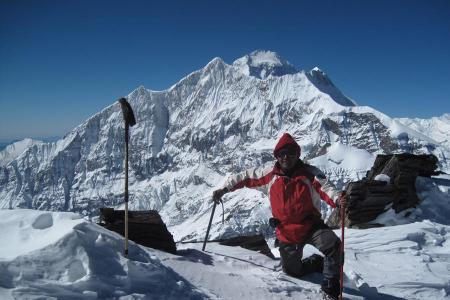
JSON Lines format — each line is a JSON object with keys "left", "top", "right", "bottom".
{"left": 1, "top": 176, "right": 449, "bottom": 300}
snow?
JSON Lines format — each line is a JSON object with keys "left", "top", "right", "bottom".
{"left": 170, "top": 188, "right": 273, "bottom": 243}
{"left": 369, "top": 176, "right": 450, "bottom": 227}
{"left": 0, "top": 210, "right": 84, "bottom": 260}
{"left": 0, "top": 210, "right": 205, "bottom": 299}
{"left": 247, "top": 50, "right": 285, "bottom": 67}
{"left": 0, "top": 138, "right": 42, "bottom": 166}
{"left": 308, "top": 142, "right": 375, "bottom": 173}
{"left": 343, "top": 221, "right": 450, "bottom": 299}
{"left": 307, "top": 68, "right": 356, "bottom": 107}
{"left": 1, "top": 176, "right": 450, "bottom": 299}
{"left": 232, "top": 50, "right": 298, "bottom": 79}
{"left": 395, "top": 113, "right": 450, "bottom": 151}
{"left": 374, "top": 174, "right": 390, "bottom": 183}
{"left": 1, "top": 50, "right": 450, "bottom": 298}
{"left": 2, "top": 50, "right": 449, "bottom": 217}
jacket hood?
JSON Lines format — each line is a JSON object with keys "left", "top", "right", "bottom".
{"left": 273, "top": 133, "right": 301, "bottom": 158}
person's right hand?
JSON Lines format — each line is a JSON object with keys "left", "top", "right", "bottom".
{"left": 212, "top": 187, "right": 229, "bottom": 204}
{"left": 335, "top": 191, "right": 347, "bottom": 209}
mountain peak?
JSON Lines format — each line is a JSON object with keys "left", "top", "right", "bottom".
{"left": 306, "top": 67, "right": 356, "bottom": 107}
{"left": 308, "top": 67, "right": 333, "bottom": 85}
{"left": 311, "top": 66, "right": 324, "bottom": 73}
{"left": 204, "top": 57, "right": 225, "bottom": 72}
{"left": 232, "top": 50, "right": 298, "bottom": 79}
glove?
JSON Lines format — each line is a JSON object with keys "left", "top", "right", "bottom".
{"left": 269, "top": 217, "right": 281, "bottom": 228}
{"left": 212, "top": 187, "right": 229, "bottom": 204}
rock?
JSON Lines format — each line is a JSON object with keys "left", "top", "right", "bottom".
{"left": 98, "top": 208, "right": 177, "bottom": 254}
{"left": 327, "top": 154, "right": 439, "bottom": 229}
{"left": 218, "top": 234, "right": 275, "bottom": 259}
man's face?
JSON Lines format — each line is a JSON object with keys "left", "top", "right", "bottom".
{"left": 276, "top": 148, "right": 298, "bottom": 171}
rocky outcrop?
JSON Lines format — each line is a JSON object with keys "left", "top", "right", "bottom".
{"left": 98, "top": 208, "right": 177, "bottom": 254}
{"left": 327, "top": 154, "right": 439, "bottom": 228}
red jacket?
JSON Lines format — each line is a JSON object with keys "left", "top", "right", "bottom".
{"left": 224, "top": 134, "right": 339, "bottom": 244}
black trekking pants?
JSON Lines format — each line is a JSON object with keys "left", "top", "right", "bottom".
{"left": 279, "top": 223, "right": 341, "bottom": 280}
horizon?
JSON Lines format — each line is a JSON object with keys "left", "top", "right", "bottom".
{"left": 1, "top": 0, "right": 449, "bottom": 141}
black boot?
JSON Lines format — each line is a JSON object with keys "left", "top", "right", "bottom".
{"left": 321, "top": 277, "right": 339, "bottom": 300}
{"left": 300, "top": 254, "right": 324, "bottom": 275}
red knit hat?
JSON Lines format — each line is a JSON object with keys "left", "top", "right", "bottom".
{"left": 273, "top": 133, "right": 301, "bottom": 158}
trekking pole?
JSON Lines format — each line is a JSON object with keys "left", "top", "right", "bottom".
{"left": 339, "top": 194, "right": 346, "bottom": 300}
{"left": 202, "top": 200, "right": 217, "bottom": 251}
{"left": 118, "top": 98, "right": 136, "bottom": 257}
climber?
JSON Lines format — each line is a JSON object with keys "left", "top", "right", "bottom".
{"left": 212, "top": 133, "right": 345, "bottom": 299}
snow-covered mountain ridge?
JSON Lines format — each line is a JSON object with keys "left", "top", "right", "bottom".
{"left": 0, "top": 50, "right": 449, "bottom": 244}
{"left": 0, "top": 138, "right": 43, "bottom": 167}
{"left": 395, "top": 113, "right": 450, "bottom": 151}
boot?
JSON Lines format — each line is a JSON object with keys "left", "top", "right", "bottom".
{"left": 321, "top": 277, "right": 339, "bottom": 300}
{"left": 300, "top": 254, "right": 324, "bottom": 275}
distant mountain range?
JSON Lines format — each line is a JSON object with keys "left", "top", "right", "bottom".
{"left": 0, "top": 136, "right": 60, "bottom": 151}
{"left": 1, "top": 50, "right": 449, "bottom": 242}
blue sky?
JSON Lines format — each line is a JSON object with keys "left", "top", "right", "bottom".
{"left": 1, "top": 0, "right": 449, "bottom": 140}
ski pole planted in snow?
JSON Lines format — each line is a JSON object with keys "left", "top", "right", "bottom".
{"left": 202, "top": 200, "right": 217, "bottom": 251}
{"left": 118, "top": 97, "right": 136, "bottom": 257}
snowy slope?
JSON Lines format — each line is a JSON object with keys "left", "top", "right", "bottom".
{"left": 0, "top": 50, "right": 449, "bottom": 246}
{"left": 0, "top": 210, "right": 207, "bottom": 299}
{"left": 0, "top": 138, "right": 42, "bottom": 166}
{"left": 396, "top": 113, "right": 450, "bottom": 152}
{"left": 1, "top": 174, "right": 449, "bottom": 299}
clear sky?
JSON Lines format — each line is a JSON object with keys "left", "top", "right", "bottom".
{"left": 1, "top": 0, "right": 449, "bottom": 141}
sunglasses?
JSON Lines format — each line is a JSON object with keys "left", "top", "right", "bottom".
{"left": 276, "top": 149, "right": 297, "bottom": 158}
